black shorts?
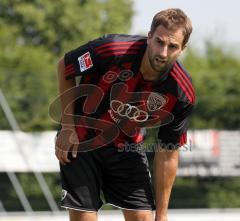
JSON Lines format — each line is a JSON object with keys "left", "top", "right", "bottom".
{"left": 60, "top": 145, "right": 155, "bottom": 211}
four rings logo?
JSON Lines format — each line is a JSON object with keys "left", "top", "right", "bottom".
{"left": 109, "top": 100, "right": 149, "bottom": 123}
{"left": 109, "top": 93, "right": 167, "bottom": 124}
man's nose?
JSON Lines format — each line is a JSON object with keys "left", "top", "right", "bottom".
{"left": 159, "top": 46, "right": 168, "bottom": 58}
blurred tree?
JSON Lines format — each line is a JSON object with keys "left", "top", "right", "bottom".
{"left": 183, "top": 42, "right": 240, "bottom": 129}
{"left": 0, "top": 0, "right": 134, "bottom": 131}
{"left": 0, "top": 0, "right": 133, "bottom": 55}
{"left": 170, "top": 177, "right": 240, "bottom": 208}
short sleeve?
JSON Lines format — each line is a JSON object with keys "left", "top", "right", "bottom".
{"left": 157, "top": 102, "right": 193, "bottom": 149}
{"left": 64, "top": 42, "right": 97, "bottom": 80}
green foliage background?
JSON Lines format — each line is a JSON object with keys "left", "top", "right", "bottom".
{"left": 0, "top": 0, "right": 240, "bottom": 211}
{"left": 184, "top": 43, "right": 240, "bottom": 129}
{"left": 0, "top": 0, "right": 133, "bottom": 131}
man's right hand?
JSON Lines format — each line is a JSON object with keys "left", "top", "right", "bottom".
{"left": 55, "top": 126, "right": 79, "bottom": 165}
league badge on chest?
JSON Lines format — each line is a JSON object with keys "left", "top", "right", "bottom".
{"left": 78, "top": 52, "right": 93, "bottom": 72}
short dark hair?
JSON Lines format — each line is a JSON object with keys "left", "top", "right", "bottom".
{"left": 150, "top": 8, "right": 192, "bottom": 46}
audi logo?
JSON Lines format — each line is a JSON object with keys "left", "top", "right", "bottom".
{"left": 110, "top": 100, "right": 149, "bottom": 122}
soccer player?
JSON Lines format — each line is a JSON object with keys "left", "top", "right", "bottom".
{"left": 55, "top": 8, "right": 195, "bottom": 221}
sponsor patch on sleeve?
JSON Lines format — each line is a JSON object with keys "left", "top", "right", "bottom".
{"left": 78, "top": 52, "right": 93, "bottom": 72}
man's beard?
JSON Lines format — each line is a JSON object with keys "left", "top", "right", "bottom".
{"left": 148, "top": 51, "right": 171, "bottom": 74}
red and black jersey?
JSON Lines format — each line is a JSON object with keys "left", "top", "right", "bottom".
{"left": 63, "top": 34, "right": 195, "bottom": 150}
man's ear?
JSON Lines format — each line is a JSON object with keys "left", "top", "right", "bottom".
{"left": 179, "top": 44, "right": 187, "bottom": 56}
{"left": 147, "top": 31, "right": 152, "bottom": 44}
{"left": 181, "top": 44, "right": 187, "bottom": 51}
{"left": 148, "top": 31, "right": 152, "bottom": 38}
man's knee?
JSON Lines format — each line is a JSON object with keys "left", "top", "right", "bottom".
{"left": 69, "top": 209, "right": 97, "bottom": 221}
{"left": 122, "top": 210, "right": 154, "bottom": 221}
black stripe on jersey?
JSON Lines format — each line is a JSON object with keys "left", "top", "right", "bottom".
{"left": 171, "top": 63, "right": 195, "bottom": 104}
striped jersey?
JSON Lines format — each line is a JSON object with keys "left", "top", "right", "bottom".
{"left": 63, "top": 34, "right": 195, "bottom": 150}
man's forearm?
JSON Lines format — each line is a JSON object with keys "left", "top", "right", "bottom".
{"left": 57, "top": 58, "right": 76, "bottom": 127}
{"left": 55, "top": 58, "right": 79, "bottom": 163}
{"left": 153, "top": 149, "right": 179, "bottom": 220}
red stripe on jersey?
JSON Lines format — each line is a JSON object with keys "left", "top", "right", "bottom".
{"left": 171, "top": 66, "right": 195, "bottom": 104}
{"left": 101, "top": 51, "right": 139, "bottom": 58}
{"left": 179, "top": 132, "right": 187, "bottom": 146}
{"left": 65, "top": 64, "right": 74, "bottom": 71}
{"left": 75, "top": 116, "right": 88, "bottom": 142}
{"left": 96, "top": 45, "right": 141, "bottom": 55}
{"left": 65, "top": 67, "right": 74, "bottom": 74}
{"left": 65, "top": 63, "right": 74, "bottom": 70}
{"left": 161, "top": 93, "right": 177, "bottom": 112}
{"left": 175, "top": 63, "right": 195, "bottom": 101}
{"left": 111, "top": 73, "right": 143, "bottom": 146}
{"left": 64, "top": 64, "right": 75, "bottom": 76}
{"left": 95, "top": 41, "right": 144, "bottom": 52}
{"left": 78, "top": 66, "right": 122, "bottom": 147}
{"left": 127, "top": 79, "right": 151, "bottom": 144}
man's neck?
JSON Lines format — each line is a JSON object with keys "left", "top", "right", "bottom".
{"left": 140, "top": 51, "right": 160, "bottom": 81}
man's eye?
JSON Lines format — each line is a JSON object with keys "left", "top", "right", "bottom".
{"left": 169, "top": 44, "right": 178, "bottom": 49}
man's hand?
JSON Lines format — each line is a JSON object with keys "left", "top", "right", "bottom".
{"left": 55, "top": 126, "right": 79, "bottom": 165}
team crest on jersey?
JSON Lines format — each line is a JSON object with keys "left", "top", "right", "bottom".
{"left": 78, "top": 52, "right": 93, "bottom": 72}
{"left": 147, "top": 93, "right": 167, "bottom": 111}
